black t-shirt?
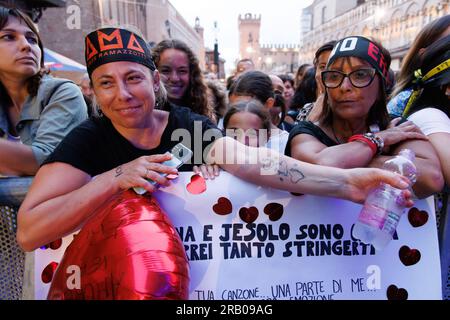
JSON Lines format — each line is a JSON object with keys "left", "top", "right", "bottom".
{"left": 278, "top": 120, "right": 294, "bottom": 133}
{"left": 285, "top": 121, "right": 337, "bottom": 157}
{"left": 43, "top": 105, "right": 223, "bottom": 176}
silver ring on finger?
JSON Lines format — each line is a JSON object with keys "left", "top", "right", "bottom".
{"left": 145, "top": 168, "right": 149, "bottom": 178}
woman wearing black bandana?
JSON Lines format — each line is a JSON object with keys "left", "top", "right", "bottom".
{"left": 16, "top": 28, "right": 415, "bottom": 297}
{"left": 286, "top": 36, "right": 443, "bottom": 199}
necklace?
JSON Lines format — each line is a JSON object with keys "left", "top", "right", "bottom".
{"left": 331, "top": 125, "right": 344, "bottom": 144}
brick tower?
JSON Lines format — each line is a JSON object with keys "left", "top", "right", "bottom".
{"left": 238, "top": 13, "right": 261, "bottom": 69}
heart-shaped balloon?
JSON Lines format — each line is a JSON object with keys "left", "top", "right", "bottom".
{"left": 399, "top": 245, "right": 421, "bottom": 266}
{"left": 386, "top": 284, "right": 408, "bottom": 300}
{"left": 213, "top": 197, "right": 233, "bottom": 215}
{"left": 239, "top": 207, "right": 259, "bottom": 224}
{"left": 186, "top": 174, "right": 207, "bottom": 195}
{"left": 407, "top": 208, "right": 429, "bottom": 228}
{"left": 47, "top": 190, "right": 189, "bottom": 300}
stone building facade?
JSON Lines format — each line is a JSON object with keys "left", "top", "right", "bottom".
{"left": 0, "top": 0, "right": 66, "bottom": 22}
{"left": 238, "top": 13, "right": 300, "bottom": 74}
{"left": 36, "top": 0, "right": 205, "bottom": 68}
{"left": 300, "top": 0, "right": 449, "bottom": 70}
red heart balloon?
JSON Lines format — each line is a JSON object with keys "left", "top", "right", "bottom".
{"left": 407, "top": 207, "right": 429, "bottom": 228}
{"left": 239, "top": 207, "right": 259, "bottom": 224}
{"left": 213, "top": 197, "right": 233, "bottom": 215}
{"left": 186, "top": 174, "right": 207, "bottom": 195}
{"left": 399, "top": 245, "right": 421, "bottom": 266}
{"left": 47, "top": 190, "right": 189, "bottom": 300}
{"left": 264, "top": 203, "right": 284, "bottom": 222}
{"left": 386, "top": 284, "right": 408, "bottom": 300}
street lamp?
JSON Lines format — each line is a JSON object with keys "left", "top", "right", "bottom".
{"left": 213, "top": 21, "right": 220, "bottom": 78}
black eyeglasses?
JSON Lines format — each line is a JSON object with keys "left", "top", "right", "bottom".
{"left": 321, "top": 68, "right": 377, "bottom": 89}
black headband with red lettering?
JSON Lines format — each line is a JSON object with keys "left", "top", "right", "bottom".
{"left": 327, "top": 36, "right": 389, "bottom": 81}
{"left": 85, "top": 28, "right": 156, "bottom": 76}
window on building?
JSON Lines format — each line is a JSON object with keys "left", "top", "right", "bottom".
{"left": 321, "top": 6, "right": 327, "bottom": 24}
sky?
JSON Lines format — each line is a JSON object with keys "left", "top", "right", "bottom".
{"left": 170, "top": 0, "right": 313, "bottom": 74}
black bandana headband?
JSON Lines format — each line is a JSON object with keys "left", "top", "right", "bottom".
{"left": 327, "top": 36, "right": 389, "bottom": 81}
{"left": 85, "top": 28, "right": 156, "bottom": 76}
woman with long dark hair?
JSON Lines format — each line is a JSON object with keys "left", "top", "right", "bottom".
{"left": 397, "top": 35, "right": 450, "bottom": 185}
{"left": 152, "top": 39, "right": 214, "bottom": 121}
{"left": 389, "top": 14, "right": 450, "bottom": 114}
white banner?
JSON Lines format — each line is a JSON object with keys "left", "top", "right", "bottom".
{"left": 34, "top": 172, "right": 442, "bottom": 300}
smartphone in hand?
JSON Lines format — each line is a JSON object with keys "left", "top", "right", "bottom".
{"left": 133, "top": 143, "right": 193, "bottom": 195}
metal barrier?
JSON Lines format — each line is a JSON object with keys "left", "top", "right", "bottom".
{"left": 0, "top": 205, "right": 24, "bottom": 300}
{"left": 0, "top": 177, "right": 33, "bottom": 300}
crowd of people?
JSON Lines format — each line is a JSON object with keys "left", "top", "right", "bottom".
{"left": 0, "top": 5, "right": 448, "bottom": 299}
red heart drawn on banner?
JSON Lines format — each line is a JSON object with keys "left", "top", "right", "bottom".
{"left": 49, "top": 238, "right": 63, "bottom": 250}
{"left": 399, "top": 245, "right": 421, "bottom": 266}
{"left": 264, "top": 203, "right": 284, "bottom": 221}
{"left": 186, "top": 174, "right": 207, "bottom": 195}
{"left": 290, "top": 192, "right": 304, "bottom": 197}
{"left": 41, "top": 261, "right": 59, "bottom": 284}
{"left": 239, "top": 207, "right": 259, "bottom": 224}
{"left": 407, "top": 207, "right": 429, "bottom": 228}
{"left": 386, "top": 284, "right": 408, "bottom": 300}
{"left": 41, "top": 238, "right": 63, "bottom": 250}
{"left": 213, "top": 197, "right": 233, "bottom": 215}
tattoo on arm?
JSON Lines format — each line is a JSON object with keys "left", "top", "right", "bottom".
{"left": 115, "top": 166, "right": 123, "bottom": 177}
{"left": 260, "top": 157, "right": 306, "bottom": 184}
{"left": 278, "top": 161, "right": 305, "bottom": 184}
{"left": 261, "top": 157, "right": 278, "bottom": 171}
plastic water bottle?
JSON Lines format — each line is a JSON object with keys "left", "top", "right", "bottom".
{"left": 353, "top": 149, "right": 417, "bottom": 250}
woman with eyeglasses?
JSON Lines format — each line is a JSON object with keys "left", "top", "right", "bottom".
{"left": 286, "top": 36, "right": 444, "bottom": 199}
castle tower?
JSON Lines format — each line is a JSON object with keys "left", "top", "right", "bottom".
{"left": 238, "top": 13, "right": 261, "bottom": 69}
